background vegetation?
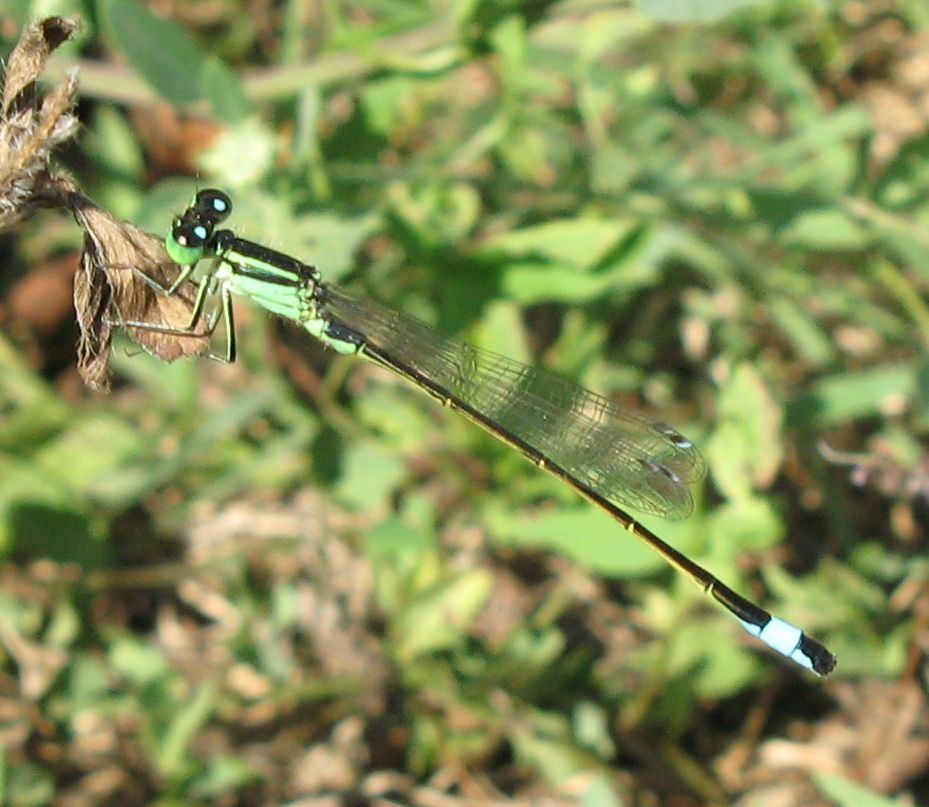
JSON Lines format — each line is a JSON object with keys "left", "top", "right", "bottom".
{"left": 1, "top": 0, "right": 927, "bottom": 804}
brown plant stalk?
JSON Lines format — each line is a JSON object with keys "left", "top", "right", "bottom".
{"left": 0, "top": 16, "right": 208, "bottom": 390}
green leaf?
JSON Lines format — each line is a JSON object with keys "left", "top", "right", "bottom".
{"left": 362, "top": 76, "right": 418, "bottom": 135}
{"left": 788, "top": 364, "right": 918, "bottom": 429}
{"left": 392, "top": 568, "right": 493, "bottom": 661}
{"left": 157, "top": 679, "right": 219, "bottom": 779}
{"left": 364, "top": 518, "right": 434, "bottom": 567}
{"left": 110, "top": 637, "right": 169, "bottom": 685}
{"left": 68, "top": 657, "right": 112, "bottom": 709}
{"left": 0, "top": 333, "right": 71, "bottom": 451}
{"left": 874, "top": 132, "right": 929, "bottom": 208}
{"left": 190, "top": 755, "right": 260, "bottom": 798}
{"left": 5, "top": 762, "right": 54, "bottom": 807}
{"left": 354, "top": 383, "right": 437, "bottom": 451}
{"left": 665, "top": 618, "right": 760, "bottom": 696}
{"left": 590, "top": 143, "right": 641, "bottom": 195}
{"left": 5, "top": 500, "right": 103, "bottom": 567}
{"left": 484, "top": 502, "right": 669, "bottom": 578}
{"left": 781, "top": 208, "right": 871, "bottom": 251}
{"left": 813, "top": 773, "right": 909, "bottom": 807}
{"left": 490, "top": 218, "right": 657, "bottom": 304}
{"left": 572, "top": 701, "right": 615, "bottom": 759}
{"left": 705, "top": 497, "right": 783, "bottom": 554}
{"left": 333, "top": 441, "right": 407, "bottom": 511}
{"left": 201, "top": 56, "right": 252, "bottom": 125}
{"left": 706, "top": 364, "right": 783, "bottom": 501}
{"left": 473, "top": 300, "right": 531, "bottom": 361}
{"left": 488, "top": 15, "right": 526, "bottom": 78}
{"left": 84, "top": 106, "right": 145, "bottom": 191}
{"left": 483, "top": 218, "right": 636, "bottom": 268}
{"left": 388, "top": 182, "right": 482, "bottom": 247}
{"left": 509, "top": 710, "right": 597, "bottom": 786}
{"left": 101, "top": 0, "right": 206, "bottom": 105}
{"left": 102, "top": 0, "right": 249, "bottom": 117}
{"left": 34, "top": 413, "right": 149, "bottom": 500}
{"left": 768, "top": 296, "right": 835, "bottom": 367}
{"left": 638, "top": 0, "right": 769, "bottom": 23}
{"left": 501, "top": 262, "right": 628, "bottom": 305}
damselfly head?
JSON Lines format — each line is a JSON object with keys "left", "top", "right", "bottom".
{"left": 167, "top": 208, "right": 212, "bottom": 265}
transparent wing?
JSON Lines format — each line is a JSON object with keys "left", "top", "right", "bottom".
{"left": 319, "top": 285, "right": 706, "bottom": 520}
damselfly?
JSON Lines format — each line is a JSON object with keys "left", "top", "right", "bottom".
{"left": 119, "top": 189, "right": 836, "bottom": 676}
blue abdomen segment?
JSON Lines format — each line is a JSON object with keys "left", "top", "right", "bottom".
{"left": 740, "top": 616, "right": 815, "bottom": 672}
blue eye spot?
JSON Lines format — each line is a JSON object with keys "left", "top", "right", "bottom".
{"left": 193, "top": 225, "right": 208, "bottom": 240}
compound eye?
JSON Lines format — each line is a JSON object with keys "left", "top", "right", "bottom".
{"left": 174, "top": 221, "right": 208, "bottom": 248}
{"left": 195, "top": 189, "right": 232, "bottom": 222}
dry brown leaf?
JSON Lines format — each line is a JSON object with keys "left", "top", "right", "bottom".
{"left": 71, "top": 195, "right": 210, "bottom": 390}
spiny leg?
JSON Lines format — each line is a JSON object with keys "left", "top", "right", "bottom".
{"left": 111, "top": 277, "right": 236, "bottom": 363}
{"left": 129, "top": 261, "right": 195, "bottom": 296}
{"left": 116, "top": 270, "right": 214, "bottom": 335}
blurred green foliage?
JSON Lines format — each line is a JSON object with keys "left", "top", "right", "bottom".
{"left": 2, "top": 0, "right": 929, "bottom": 804}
